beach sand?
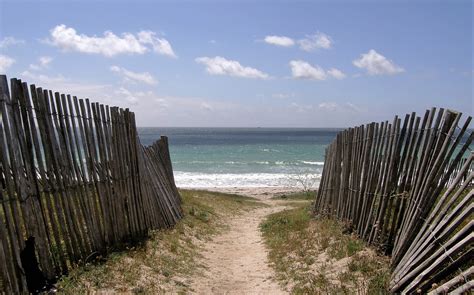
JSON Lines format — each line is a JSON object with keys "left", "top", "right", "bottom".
{"left": 183, "top": 187, "right": 301, "bottom": 294}
{"left": 182, "top": 186, "right": 301, "bottom": 201}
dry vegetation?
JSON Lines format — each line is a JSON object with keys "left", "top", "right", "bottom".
{"left": 55, "top": 189, "right": 391, "bottom": 294}
{"left": 272, "top": 191, "right": 316, "bottom": 201}
{"left": 56, "top": 190, "right": 263, "bottom": 294}
{"left": 260, "top": 198, "right": 390, "bottom": 294}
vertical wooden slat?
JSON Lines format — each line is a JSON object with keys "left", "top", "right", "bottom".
{"left": 41, "top": 89, "right": 81, "bottom": 263}
{"left": 17, "top": 81, "right": 56, "bottom": 279}
{"left": 73, "top": 96, "right": 105, "bottom": 251}
{"left": 1, "top": 75, "right": 183, "bottom": 292}
{"left": 0, "top": 77, "right": 27, "bottom": 292}
{"left": 314, "top": 107, "right": 473, "bottom": 294}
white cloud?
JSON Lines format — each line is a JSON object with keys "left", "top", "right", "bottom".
{"left": 327, "top": 68, "right": 346, "bottom": 80}
{"left": 150, "top": 95, "right": 216, "bottom": 112}
{"left": 318, "top": 102, "right": 338, "bottom": 111}
{"left": 137, "top": 31, "right": 177, "bottom": 58}
{"left": 29, "top": 64, "right": 40, "bottom": 71}
{"left": 115, "top": 87, "right": 141, "bottom": 105}
{"left": 21, "top": 70, "right": 66, "bottom": 84}
{"left": 19, "top": 71, "right": 111, "bottom": 103}
{"left": 319, "top": 102, "right": 360, "bottom": 112}
{"left": 0, "top": 37, "right": 25, "bottom": 49}
{"left": 39, "top": 56, "right": 53, "bottom": 67}
{"left": 289, "top": 60, "right": 327, "bottom": 80}
{"left": 344, "top": 102, "right": 361, "bottom": 112}
{"left": 115, "top": 87, "right": 163, "bottom": 109}
{"left": 264, "top": 35, "right": 295, "bottom": 47}
{"left": 122, "top": 91, "right": 240, "bottom": 124}
{"left": 47, "top": 24, "right": 176, "bottom": 58}
{"left": 154, "top": 98, "right": 169, "bottom": 109}
{"left": 353, "top": 49, "right": 404, "bottom": 75}
{"left": 298, "top": 31, "right": 333, "bottom": 51}
{"left": 48, "top": 24, "right": 146, "bottom": 57}
{"left": 272, "top": 93, "right": 294, "bottom": 99}
{"left": 0, "top": 55, "right": 15, "bottom": 72}
{"left": 29, "top": 56, "right": 53, "bottom": 70}
{"left": 195, "top": 56, "right": 269, "bottom": 79}
{"left": 110, "top": 66, "right": 157, "bottom": 85}
{"left": 291, "top": 102, "right": 314, "bottom": 113}
{"left": 200, "top": 102, "right": 213, "bottom": 111}
{"left": 289, "top": 61, "right": 346, "bottom": 81}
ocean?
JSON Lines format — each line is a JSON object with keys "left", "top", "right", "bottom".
{"left": 138, "top": 128, "right": 340, "bottom": 188}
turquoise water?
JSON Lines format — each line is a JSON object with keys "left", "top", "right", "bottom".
{"left": 138, "top": 128, "right": 339, "bottom": 187}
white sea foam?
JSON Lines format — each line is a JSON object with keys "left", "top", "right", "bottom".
{"left": 175, "top": 160, "right": 215, "bottom": 164}
{"left": 300, "top": 161, "right": 325, "bottom": 165}
{"left": 260, "top": 148, "right": 280, "bottom": 152}
{"left": 174, "top": 171, "right": 321, "bottom": 188}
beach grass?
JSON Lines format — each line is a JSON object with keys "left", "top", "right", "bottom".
{"left": 55, "top": 189, "right": 263, "bottom": 294}
{"left": 260, "top": 202, "right": 390, "bottom": 294}
{"left": 271, "top": 190, "right": 316, "bottom": 201}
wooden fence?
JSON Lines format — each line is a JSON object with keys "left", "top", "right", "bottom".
{"left": 313, "top": 108, "right": 473, "bottom": 293}
{"left": 0, "top": 75, "right": 182, "bottom": 293}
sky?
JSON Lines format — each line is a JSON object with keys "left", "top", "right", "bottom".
{"left": 0, "top": 0, "right": 472, "bottom": 127}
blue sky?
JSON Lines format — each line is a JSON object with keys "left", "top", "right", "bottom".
{"left": 0, "top": 0, "right": 472, "bottom": 127}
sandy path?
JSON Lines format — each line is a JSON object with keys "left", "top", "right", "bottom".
{"left": 189, "top": 201, "right": 288, "bottom": 294}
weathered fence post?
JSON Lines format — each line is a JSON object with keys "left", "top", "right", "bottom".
{"left": 314, "top": 107, "right": 473, "bottom": 293}
{"left": 0, "top": 75, "right": 183, "bottom": 292}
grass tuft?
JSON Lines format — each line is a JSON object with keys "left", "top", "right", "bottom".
{"left": 272, "top": 191, "right": 316, "bottom": 201}
{"left": 260, "top": 202, "right": 390, "bottom": 294}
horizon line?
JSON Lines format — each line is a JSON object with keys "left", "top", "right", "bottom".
{"left": 136, "top": 126, "right": 350, "bottom": 129}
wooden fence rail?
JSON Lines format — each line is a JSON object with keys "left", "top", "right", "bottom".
{"left": 0, "top": 75, "right": 183, "bottom": 293}
{"left": 313, "top": 108, "right": 473, "bottom": 293}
